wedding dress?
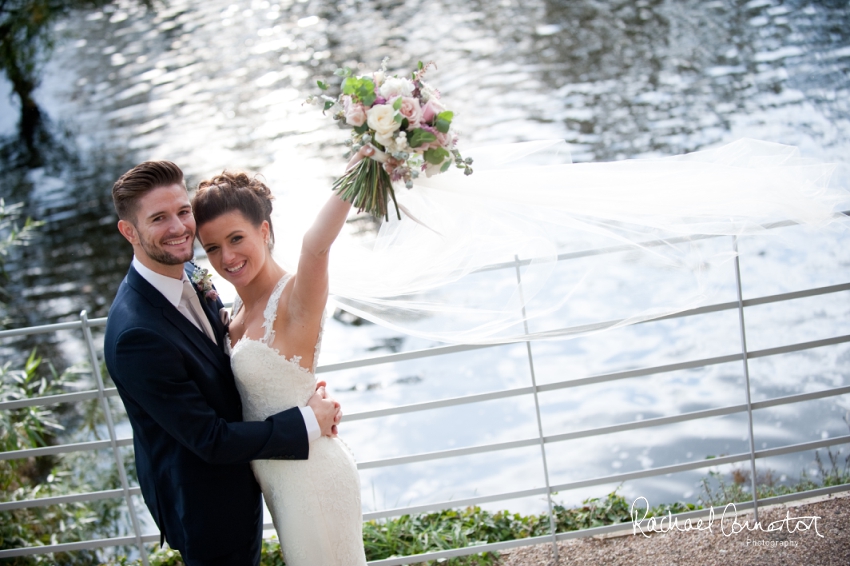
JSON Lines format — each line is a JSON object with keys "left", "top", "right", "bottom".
{"left": 227, "top": 273, "right": 367, "bottom": 566}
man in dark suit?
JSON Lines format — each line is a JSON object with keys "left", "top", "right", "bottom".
{"left": 104, "top": 161, "right": 341, "bottom": 566}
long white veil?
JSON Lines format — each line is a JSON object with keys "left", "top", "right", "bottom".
{"left": 283, "top": 139, "right": 848, "bottom": 344}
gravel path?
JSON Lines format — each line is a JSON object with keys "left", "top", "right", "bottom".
{"left": 499, "top": 492, "right": 850, "bottom": 566}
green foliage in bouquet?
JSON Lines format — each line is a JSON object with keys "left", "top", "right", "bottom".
{"left": 308, "top": 60, "right": 473, "bottom": 221}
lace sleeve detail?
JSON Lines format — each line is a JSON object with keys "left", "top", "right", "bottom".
{"left": 260, "top": 274, "right": 292, "bottom": 345}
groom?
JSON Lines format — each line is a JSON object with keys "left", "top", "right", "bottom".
{"left": 104, "top": 160, "right": 341, "bottom": 566}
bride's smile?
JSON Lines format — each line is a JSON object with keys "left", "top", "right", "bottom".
{"left": 198, "top": 210, "right": 277, "bottom": 291}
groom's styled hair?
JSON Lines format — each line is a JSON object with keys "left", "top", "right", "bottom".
{"left": 112, "top": 161, "right": 185, "bottom": 223}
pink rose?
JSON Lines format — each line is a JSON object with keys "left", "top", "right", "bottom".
{"left": 420, "top": 98, "right": 445, "bottom": 124}
{"left": 344, "top": 102, "right": 367, "bottom": 127}
{"left": 395, "top": 96, "right": 422, "bottom": 126}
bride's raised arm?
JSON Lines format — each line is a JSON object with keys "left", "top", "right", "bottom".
{"left": 288, "top": 146, "right": 375, "bottom": 324}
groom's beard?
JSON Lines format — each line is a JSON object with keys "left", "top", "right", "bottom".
{"left": 138, "top": 228, "right": 195, "bottom": 265}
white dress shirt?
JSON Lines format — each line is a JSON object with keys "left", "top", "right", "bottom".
{"left": 131, "top": 257, "right": 320, "bottom": 442}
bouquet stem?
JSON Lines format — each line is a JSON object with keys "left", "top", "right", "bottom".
{"left": 332, "top": 157, "right": 401, "bottom": 220}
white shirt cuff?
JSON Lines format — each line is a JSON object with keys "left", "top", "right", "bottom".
{"left": 299, "top": 406, "right": 321, "bottom": 443}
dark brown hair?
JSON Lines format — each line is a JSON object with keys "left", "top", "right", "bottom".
{"left": 112, "top": 161, "right": 185, "bottom": 222}
{"left": 192, "top": 171, "right": 275, "bottom": 246}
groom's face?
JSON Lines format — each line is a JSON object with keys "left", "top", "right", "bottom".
{"left": 119, "top": 184, "right": 196, "bottom": 267}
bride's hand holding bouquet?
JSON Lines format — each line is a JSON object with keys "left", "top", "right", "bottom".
{"left": 307, "top": 59, "right": 472, "bottom": 220}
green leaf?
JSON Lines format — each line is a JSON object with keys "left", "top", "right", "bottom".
{"left": 418, "top": 61, "right": 424, "bottom": 70}
{"left": 424, "top": 147, "right": 450, "bottom": 165}
{"left": 342, "top": 76, "right": 377, "bottom": 107}
{"left": 317, "top": 80, "right": 329, "bottom": 90}
{"left": 393, "top": 113, "right": 403, "bottom": 123}
{"left": 392, "top": 97, "right": 403, "bottom": 110}
{"left": 440, "top": 160, "right": 452, "bottom": 172}
{"left": 323, "top": 100, "right": 335, "bottom": 113}
{"left": 408, "top": 128, "right": 437, "bottom": 148}
{"left": 435, "top": 110, "right": 454, "bottom": 133}
{"left": 354, "top": 123, "right": 370, "bottom": 134}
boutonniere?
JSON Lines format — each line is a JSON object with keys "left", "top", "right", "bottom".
{"left": 191, "top": 265, "right": 219, "bottom": 301}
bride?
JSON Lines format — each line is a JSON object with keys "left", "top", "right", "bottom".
{"left": 191, "top": 148, "right": 375, "bottom": 565}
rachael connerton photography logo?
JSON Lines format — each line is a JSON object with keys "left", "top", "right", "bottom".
{"left": 629, "top": 497, "right": 824, "bottom": 539}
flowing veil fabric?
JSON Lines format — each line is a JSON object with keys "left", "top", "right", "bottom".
{"left": 279, "top": 139, "right": 849, "bottom": 344}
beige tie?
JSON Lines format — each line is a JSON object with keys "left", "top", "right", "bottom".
{"left": 180, "top": 279, "right": 217, "bottom": 344}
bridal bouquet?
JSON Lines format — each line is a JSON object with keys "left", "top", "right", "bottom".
{"left": 307, "top": 59, "right": 473, "bottom": 220}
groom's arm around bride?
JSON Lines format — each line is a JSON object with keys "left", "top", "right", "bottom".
{"left": 103, "top": 160, "right": 340, "bottom": 566}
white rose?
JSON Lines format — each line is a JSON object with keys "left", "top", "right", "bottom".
{"left": 418, "top": 80, "right": 438, "bottom": 102}
{"left": 423, "top": 162, "right": 443, "bottom": 178}
{"left": 367, "top": 105, "right": 402, "bottom": 136}
{"left": 379, "top": 77, "right": 414, "bottom": 99}
{"left": 374, "top": 130, "right": 396, "bottom": 149}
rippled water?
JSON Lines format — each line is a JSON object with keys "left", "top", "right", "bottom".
{"left": 2, "top": 0, "right": 850, "bottom": 522}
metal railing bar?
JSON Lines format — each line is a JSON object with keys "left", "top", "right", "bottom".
{"left": 0, "top": 321, "right": 85, "bottom": 338}
{"left": 752, "top": 385, "right": 850, "bottom": 410}
{"left": 549, "top": 453, "right": 751, "bottom": 493}
{"left": 0, "top": 533, "right": 159, "bottom": 559}
{"left": 747, "top": 334, "right": 850, "bottom": 359}
{"left": 0, "top": 317, "right": 107, "bottom": 339}
{"left": 0, "top": 388, "right": 118, "bottom": 411}
{"left": 478, "top": 234, "right": 723, "bottom": 273}
{"left": 548, "top": 434, "right": 850, "bottom": 494}
{"left": 326, "top": 331, "right": 850, "bottom": 421}
{"left": 538, "top": 334, "right": 850, "bottom": 394}
{"left": 364, "top": 533, "right": 558, "bottom": 566}
{"left": 544, "top": 404, "right": 749, "bottom": 444}
{"left": 733, "top": 481, "right": 850, "bottom": 508}
{"left": 0, "top": 487, "right": 141, "bottom": 512}
{"left": 344, "top": 386, "right": 535, "bottom": 422}
{"left": 513, "top": 255, "right": 559, "bottom": 563}
{"left": 743, "top": 282, "right": 850, "bottom": 307}
{"left": 0, "top": 437, "right": 133, "bottom": 461}
{"left": 317, "top": 343, "right": 495, "bottom": 373}
{"left": 733, "top": 236, "right": 760, "bottom": 523}
{"left": 353, "top": 384, "right": 850, "bottom": 471}
{"left": 357, "top": 438, "right": 540, "bottom": 470}
{"left": 80, "top": 310, "right": 148, "bottom": 565}
{"left": 471, "top": 210, "right": 850, "bottom": 274}
{"left": 362, "top": 487, "right": 550, "bottom": 521}
{"left": 754, "top": 434, "right": 850, "bottom": 460}
{"left": 539, "top": 354, "right": 742, "bottom": 392}
{"left": 650, "top": 282, "right": 850, "bottom": 323}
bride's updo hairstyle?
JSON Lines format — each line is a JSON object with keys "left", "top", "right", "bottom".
{"left": 192, "top": 171, "right": 276, "bottom": 249}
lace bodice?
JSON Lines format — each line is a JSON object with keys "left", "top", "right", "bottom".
{"left": 227, "top": 273, "right": 325, "bottom": 421}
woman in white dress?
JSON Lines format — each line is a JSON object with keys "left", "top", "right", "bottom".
{"left": 191, "top": 148, "right": 374, "bottom": 565}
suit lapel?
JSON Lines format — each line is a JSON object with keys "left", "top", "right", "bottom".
{"left": 185, "top": 265, "right": 229, "bottom": 353}
{"left": 127, "top": 266, "right": 227, "bottom": 368}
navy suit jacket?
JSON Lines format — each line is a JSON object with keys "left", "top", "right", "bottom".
{"left": 104, "top": 263, "right": 309, "bottom": 561}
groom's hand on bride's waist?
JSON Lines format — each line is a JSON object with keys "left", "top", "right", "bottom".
{"left": 308, "top": 381, "right": 342, "bottom": 437}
